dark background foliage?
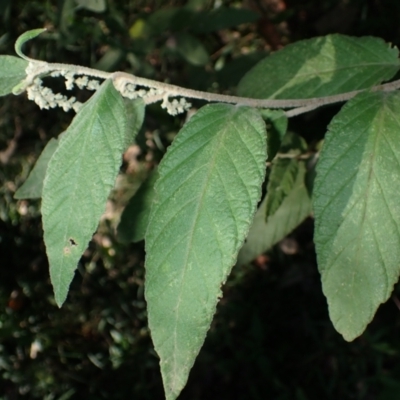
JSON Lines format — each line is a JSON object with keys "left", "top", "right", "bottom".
{"left": 1, "top": 1, "right": 400, "bottom": 399}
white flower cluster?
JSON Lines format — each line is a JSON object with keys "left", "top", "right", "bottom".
{"left": 161, "top": 95, "right": 191, "bottom": 116}
{"left": 116, "top": 78, "right": 191, "bottom": 116}
{"left": 24, "top": 63, "right": 103, "bottom": 113}
{"left": 50, "top": 71, "right": 101, "bottom": 92}
{"left": 120, "top": 82, "right": 162, "bottom": 100}
{"left": 26, "top": 78, "right": 82, "bottom": 112}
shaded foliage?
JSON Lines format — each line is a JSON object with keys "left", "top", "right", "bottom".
{"left": 2, "top": 0, "right": 400, "bottom": 399}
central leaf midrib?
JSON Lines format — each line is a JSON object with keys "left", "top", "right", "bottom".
{"left": 170, "top": 109, "right": 234, "bottom": 389}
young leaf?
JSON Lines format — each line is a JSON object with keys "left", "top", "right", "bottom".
{"left": 237, "top": 34, "right": 400, "bottom": 99}
{"left": 0, "top": 55, "right": 28, "bottom": 97}
{"left": 145, "top": 104, "right": 267, "bottom": 400}
{"left": 15, "top": 28, "right": 46, "bottom": 61}
{"left": 117, "top": 169, "right": 159, "bottom": 243}
{"left": 265, "top": 158, "right": 299, "bottom": 219}
{"left": 237, "top": 161, "right": 311, "bottom": 266}
{"left": 14, "top": 138, "right": 59, "bottom": 199}
{"left": 313, "top": 91, "right": 400, "bottom": 341}
{"left": 42, "top": 80, "right": 143, "bottom": 307}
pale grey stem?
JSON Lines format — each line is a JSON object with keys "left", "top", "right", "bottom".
{"left": 29, "top": 61, "right": 400, "bottom": 111}
{"left": 285, "top": 104, "right": 322, "bottom": 118}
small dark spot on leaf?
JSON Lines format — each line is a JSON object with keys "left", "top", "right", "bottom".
{"left": 69, "top": 238, "right": 77, "bottom": 246}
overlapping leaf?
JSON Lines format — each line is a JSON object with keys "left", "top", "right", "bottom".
{"left": 42, "top": 80, "right": 144, "bottom": 306}
{"left": 237, "top": 34, "right": 400, "bottom": 99}
{"left": 0, "top": 55, "right": 28, "bottom": 97}
{"left": 263, "top": 131, "right": 307, "bottom": 220}
{"left": 145, "top": 104, "right": 267, "bottom": 400}
{"left": 265, "top": 158, "right": 299, "bottom": 219}
{"left": 14, "top": 137, "right": 59, "bottom": 199}
{"left": 260, "top": 109, "right": 288, "bottom": 161}
{"left": 238, "top": 161, "right": 311, "bottom": 266}
{"left": 117, "top": 170, "right": 158, "bottom": 243}
{"left": 313, "top": 91, "right": 400, "bottom": 341}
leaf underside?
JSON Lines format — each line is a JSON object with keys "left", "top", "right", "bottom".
{"left": 42, "top": 80, "right": 144, "bottom": 306}
{"left": 313, "top": 91, "right": 400, "bottom": 341}
{"left": 237, "top": 34, "right": 400, "bottom": 99}
{"left": 145, "top": 104, "right": 267, "bottom": 400}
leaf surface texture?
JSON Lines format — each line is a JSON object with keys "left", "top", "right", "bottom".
{"left": 42, "top": 80, "right": 143, "bottom": 306}
{"left": 313, "top": 91, "right": 400, "bottom": 340}
{"left": 238, "top": 35, "right": 400, "bottom": 99}
{"left": 145, "top": 104, "right": 267, "bottom": 400}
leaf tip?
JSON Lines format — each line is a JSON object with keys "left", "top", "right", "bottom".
{"left": 54, "top": 290, "right": 67, "bottom": 308}
{"left": 15, "top": 28, "right": 47, "bottom": 61}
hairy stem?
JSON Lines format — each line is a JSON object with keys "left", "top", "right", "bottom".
{"left": 23, "top": 60, "right": 400, "bottom": 116}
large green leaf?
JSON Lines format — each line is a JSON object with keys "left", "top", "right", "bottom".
{"left": 313, "top": 91, "right": 400, "bottom": 341}
{"left": 237, "top": 34, "right": 400, "bottom": 99}
{"left": 237, "top": 161, "right": 311, "bottom": 266}
{"left": 145, "top": 104, "right": 267, "bottom": 400}
{"left": 0, "top": 55, "right": 28, "bottom": 97}
{"left": 14, "top": 138, "right": 59, "bottom": 199}
{"left": 42, "top": 80, "right": 142, "bottom": 307}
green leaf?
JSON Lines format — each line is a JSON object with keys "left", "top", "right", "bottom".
{"left": 146, "top": 7, "right": 193, "bottom": 35}
{"left": 191, "top": 7, "right": 260, "bottom": 33}
{"left": 94, "top": 47, "right": 124, "bottom": 71}
{"left": 15, "top": 28, "right": 46, "bottom": 61}
{"left": 0, "top": 55, "right": 28, "bottom": 97}
{"left": 237, "top": 161, "right": 311, "bottom": 266}
{"left": 14, "top": 138, "right": 59, "bottom": 199}
{"left": 265, "top": 158, "right": 299, "bottom": 219}
{"left": 42, "top": 80, "right": 131, "bottom": 307}
{"left": 174, "top": 33, "right": 209, "bottom": 66}
{"left": 216, "top": 52, "right": 267, "bottom": 89}
{"left": 260, "top": 109, "right": 288, "bottom": 161}
{"left": 117, "top": 169, "right": 158, "bottom": 243}
{"left": 145, "top": 104, "right": 267, "bottom": 400}
{"left": 123, "top": 98, "right": 145, "bottom": 149}
{"left": 237, "top": 34, "right": 400, "bottom": 99}
{"left": 280, "top": 131, "right": 308, "bottom": 154}
{"left": 313, "top": 91, "right": 400, "bottom": 341}
{"left": 75, "top": 0, "right": 106, "bottom": 13}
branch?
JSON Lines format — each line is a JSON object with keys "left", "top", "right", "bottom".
{"left": 19, "top": 60, "right": 400, "bottom": 116}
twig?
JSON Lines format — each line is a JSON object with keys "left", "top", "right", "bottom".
{"left": 18, "top": 59, "right": 400, "bottom": 116}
